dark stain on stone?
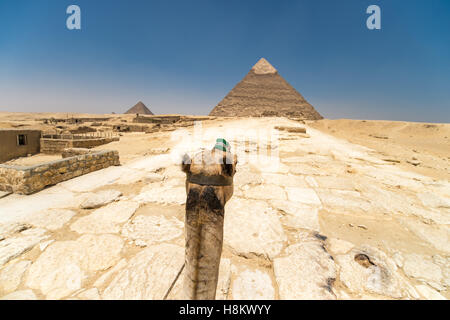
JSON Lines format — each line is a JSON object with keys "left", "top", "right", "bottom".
{"left": 354, "top": 253, "right": 376, "bottom": 268}
{"left": 314, "top": 233, "right": 327, "bottom": 241}
{"left": 323, "top": 277, "right": 336, "bottom": 293}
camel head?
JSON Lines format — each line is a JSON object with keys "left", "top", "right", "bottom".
{"left": 181, "top": 138, "right": 237, "bottom": 300}
{"left": 181, "top": 138, "right": 237, "bottom": 208}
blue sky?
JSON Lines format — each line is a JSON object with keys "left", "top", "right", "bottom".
{"left": 0, "top": 0, "right": 449, "bottom": 122}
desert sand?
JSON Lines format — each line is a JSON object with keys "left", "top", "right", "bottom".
{"left": 0, "top": 112, "right": 449, "bottom": 300}
{"left": 310, "top": 119, "right": 450, "bottom": 181}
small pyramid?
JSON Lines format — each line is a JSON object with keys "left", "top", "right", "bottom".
{"left": 209, "top": 58, "right": 323, "bottom": 119}
{"left": 125, "top": 101, "right": 154, "bottom": 115}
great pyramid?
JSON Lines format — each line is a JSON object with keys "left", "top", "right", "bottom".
{"left": 125, "top": 101, "right": 154, "bottom": 115}
{"left": 209, "top": 58, "right": 323, "bottom": 119}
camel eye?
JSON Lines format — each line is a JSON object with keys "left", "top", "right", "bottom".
{"left": 220, "top": 154, "right": 237, "bottom": 176}
{"left": 222, "top": 160, "right": 234, "bottom": 177}
{"left": 181, "top": 154, "right": 191, "bottom": 173}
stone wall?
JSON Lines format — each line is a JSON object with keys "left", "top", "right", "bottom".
{"left": 68, "top": 126, "right": 97, "bottom": 134}
{"left": 40, "top": 139, "right": 71, "bottom": 154}
{"left": 40, "top": 137, "right": 119, "bottom": 154}
{"left": 41, "top": 117, "right": 111, "bottom": 124}
{"left": 0, "top": 150, "right": 120, "bottom": 195}
{"left": 61, "top": 148, "right": 92, "bottom": 158}
{"left": 133, "top": 115, "right": 181, "bottom": 124}
{"left": 112, "top": 124, "right": 150, "bottom": 132}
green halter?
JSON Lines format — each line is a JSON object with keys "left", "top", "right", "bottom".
{"left": 214, "top": 138, "right": 231, "bottom": 152}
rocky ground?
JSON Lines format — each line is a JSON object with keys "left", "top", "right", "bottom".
{"left": 310, "top": 119, "right": 450, "bottom": 181}
{"left": 0, "top": 117, "right": 449, "bottom": 300}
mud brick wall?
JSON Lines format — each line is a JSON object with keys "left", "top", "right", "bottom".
{"left": 40, "top": 137, "right": 118, "bottom": 154}
{"left": 133, "top": 115, "right": 181, "bottom": 124}
{"left": 0, "top": 150, "right": 120, "bottom": 195}
{"left": 61, "top": 148, "right": 92, "bottom": 158}
{"left": 113, "top": 124, "right": 151, "bottom": 132}
{"left": 40, "top": 139, "right": 71, "bottom": 154}
{"left": 0, "top": 129, "right": 41, "bottom": 163}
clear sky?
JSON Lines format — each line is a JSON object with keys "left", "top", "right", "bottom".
{"left": 0, "top": 0, "right": 449, "bottom": 122}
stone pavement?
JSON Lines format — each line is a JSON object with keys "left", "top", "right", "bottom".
{"left": 0, "top": 118, "right": 448, "bottom": 300}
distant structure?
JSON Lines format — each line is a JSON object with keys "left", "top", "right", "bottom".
{"left": 0, "top": 129, "right": 41, "bottom": 163}
{"left": 125, "top": 101, "right": 154, "bottom": 115}
{"left": 209, "top": 58, "right": 322, "bottom": 119}
{"left": 40, "top": 133, "right": 119, "bottom": 154}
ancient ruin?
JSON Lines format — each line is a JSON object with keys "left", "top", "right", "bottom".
{"left": 40, "top": 133, "right": 119, "bottom": 154}
{"left": 0, "top": 127, "right": 120, "bottom": 195}
{"left": 42, "top": 116, "right": 111, "bottom": 125}
{"left": 209, "top": 58, "right": 323, "bottom": 119}
{"left": 0, "top": 150, "right": 120, "bottom": 195}
{"left": 0, "top": 129, "right": 41, "bottom": 163}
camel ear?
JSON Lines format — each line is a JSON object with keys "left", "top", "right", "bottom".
{"left": 222, "top": 153, "right": 237, "bottom": 177}
{"left": 181, "top": 153, "right": 191, "bottom": 173}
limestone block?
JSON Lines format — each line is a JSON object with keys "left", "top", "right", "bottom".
{"left": 415, "top": 285, "right": 447, "bottom": 300}
{"left": 22, "top": 209, "right": 75, "bottom": 231}
{"left": 1, "top": 289, "right": 37, "bottom": 300}
{"left": 274, "top": 232, "right": 337, "bottom": 300}
{"left": 133, "top": 185, "right": 186, "bottom": 205}
{"left": 80, "top": 190, "right": 122, "bottom": 209}
{"left": 224, "top": 198, "right": 286, "bottom": 259}
{"left": 121, "top": 215, "right": 183, "bottom": 246}
{"left": 76, "top": 288, "right": 100, "bottom": 300}
{"left": 26, "top": 234, "right": 123, "bottom": 299}
{"left": 270, "top": 200, "right": 320, "bottom": 231}
{"left": 231, "top": 269, "right": 275, "bottom": 300}
{"left": 262, "top": 173, "right": 309, "bottom": 188}
{"left": 71, "top": 201, "right": 139, "bottom": 234}
{"left": 0, "top": 228, "right": 48, "bottom": 267}
{"left": 326, "top": 238, "right": 355, "bottom": 255}
{"left": 286, "top": 187, "right": 321, "bottom": 205}
{"left": 403, "top": 254, "right": 443, "bottom": 290}
{"left": 102, "top": 243, "right": 184, "bottom": 300}
{"left": 0, "top": 260, "right": 32, "bottom": 293}
{"left": 244, "top": 184, "right": 286, "bottom": 201}
{"left": 336, "top": 245, "right": 412, "bottom": 298}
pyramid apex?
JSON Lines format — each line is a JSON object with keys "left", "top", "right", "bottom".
{"left": 252, "top": 58, "right": 277, "bottom": 74}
